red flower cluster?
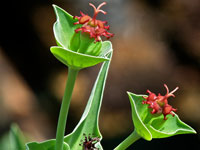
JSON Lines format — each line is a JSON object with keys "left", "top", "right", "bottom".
{"left": 142, "top": 84, "right": 179, "bottom": 120}
{"left": 74, "top": 2, "right": 114, "bottom": 42}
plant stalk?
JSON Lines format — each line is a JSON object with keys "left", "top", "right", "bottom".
{"left": 114, "top": 130, "right": 141, "bottom": 150}
{"left": 55, "top": 67, "right": 79, "bottom": 150}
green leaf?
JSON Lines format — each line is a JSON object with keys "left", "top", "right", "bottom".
{"left": 146, "top": 114, "right": 197, "bottom": 138}
{"left": 26, "top": 139, "right": 70, "bottom": 150}
{"left": 127, "top": 92, "right": 152, "bottom": 141}
{"left": 52, "top": 5, "right": 112, "bottom": 69}
{"left": 63, "top": 50, "right": 113, "bottom": 150}
{"left": 70, "top": 32, "right": 81, "bottom": 52}
{"left": 0, "top": 124, "right": 26, "bottom": 150}
{"left": 53, "top": 4, "right": 102, "bottom": 56}
{"left": 99, "top": 41, "right": 113, "bottom": 57}
{"left": 50, "top": 41, "right": 112, "bottom": 70}
{"left": 53, "top": 5, "right": 77, "bottom": 49}
{"left": 77, "top": 33, "right": 102, "bottom": 56}
{"left": 127, "top": 92, "right": 196, "bottom": 140}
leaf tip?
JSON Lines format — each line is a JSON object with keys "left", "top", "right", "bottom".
{"left": 126, "top": 91, "right": 132, "bottom": 96}
{"left": 50, "top": 46, "right": 56, "bottom": 53}
{"left": 146, "top": 136, "right": 153, "bottom": 141}
{"left": 191, "top": 128, "right": 197, "bottom": 134}
{"left": 52, "top": 4, "right": 64, "bottom": 17}
{"left": 52, "top": 4, "right": 59, "bottom": 9}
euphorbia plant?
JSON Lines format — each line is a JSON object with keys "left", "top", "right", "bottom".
{"left": 114, "top": 84, "right": 196, "bottom": 150}
{"left": 25, "top": 2, "right": 196, "bottom": 150}
{"left": 26, "top": 2, "right": 113, "bottom": 150}
{"left": 51, "top": 3, "right": 113, "bottom": 150}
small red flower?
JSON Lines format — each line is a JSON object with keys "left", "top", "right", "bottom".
{"left": 142, "top": 84, "right": 179, "bottom": 120}
{"left": 73, "top": 2, "right": 114, "bottom": 42}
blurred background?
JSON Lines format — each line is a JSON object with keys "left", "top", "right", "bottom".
{"left": 0, "top": 0, "right": 200, "bottom": 149}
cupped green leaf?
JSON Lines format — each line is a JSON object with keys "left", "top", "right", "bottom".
{"left": 63, "top": 51, "right": 113, "bottom": 150}
{"left": 53, "top": 4, "right": 78, "bottom": 49}
{"left": 50, "top": 41, "right": 112, "bottom": 70}
{"left": 53, "top": 4, "right": 102, "bottom": 55}
{"left": 146, "top": 114, "right": 196, "bottom": 138}
{"left": 26, "top": 139, "right": 70, "bottom": 150}
{"left": 52, "top": 4, "right": 113, "bottom": 68}
{"left": 127, "top": 92, "right": 196, "bottom": 140}
{"left": 127, "top": 92, "right": 152, "bottom": 141}
{"left": 77, "top": 33, "right": 102, "bottom": 56}
{"left": 70, "top": 32, "right": 81, "bottom": 52}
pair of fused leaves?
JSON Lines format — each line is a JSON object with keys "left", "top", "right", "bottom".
{"left": 26, "top": 49, "right": 112, "bottom": 150}
{"left": 127, "top": 92, "right": 196, "bottom": 141}
{"left": 51, "top": 5, "right": 112, "bottom": 70}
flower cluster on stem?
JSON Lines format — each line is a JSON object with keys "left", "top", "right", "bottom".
{"left": 74, "top": 2, "right": 114, "bottom": 42}
{"left": 142, "top": 84, "right": 179, "bottom": 120}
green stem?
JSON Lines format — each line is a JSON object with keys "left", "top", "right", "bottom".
{"left": 114, "top": 130, "right": 141, "bottom": 150}
{"left": 55, "top": 68, "right": 79, "bottom": 150}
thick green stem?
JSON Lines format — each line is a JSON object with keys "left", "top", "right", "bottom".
{"left": 55, "top": 68, "right": 79, "bottom": 150}
{"left": 114, "top": 130, "right": 141, "bottom": 150}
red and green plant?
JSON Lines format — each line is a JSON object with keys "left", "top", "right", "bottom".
{"left": 24, "top": 2, "right": 196, "bottom": 150}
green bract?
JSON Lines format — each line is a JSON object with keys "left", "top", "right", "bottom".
{"left": 127, "top": 92, "right": 196, "bottom": 141}
{"left": 51, "top": 5, "right": 112, "bottom": 70}
{"left": 50, "top": 41, "right": 112, "bottom": 70}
